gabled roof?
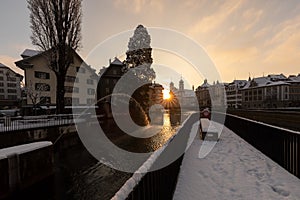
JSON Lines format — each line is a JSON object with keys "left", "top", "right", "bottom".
{"left": 200, "top": 80, "right": 210, "bottom": 88}
{"left": 21, "top": 49, "right": 41, "bottom": 58}
{"left": 110, "top": 57, "right": 124, "bottom": 66}
{"left": 267, "top": 74, "right": 287, "bottom": 81}
{"left": 15, "top": 48, "right": 98, "bottom": 78}
{"left": 243, "top": 75, "right": 290, "bottom": 89}
{"left": 288, "top": 74, "right": 300, "bottom": 82}
{"left": 0, "top": 63, "right": 23, "bottom": 80}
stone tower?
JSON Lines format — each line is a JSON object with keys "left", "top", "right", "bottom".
{"left": 179, "top": 77, "right": 184, "bottom": 91}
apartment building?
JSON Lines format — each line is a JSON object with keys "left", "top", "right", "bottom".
{"left": 0, "top": 63, "right": 23, "bottom": 108}
{"left": 226, "top": 80, "right": 247, "bottom": 108}
{"left": 15, "top": 49, "right": 98, "bottom": 108}
{"left": 241, "top": 74, "right": 298, "bottom": 109}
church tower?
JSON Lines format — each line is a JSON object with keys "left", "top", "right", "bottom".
{"left": 179, "top": 77, "right": 184, "bottom": 91}
{"left": 170, "top": 81, "right": 175, "bottom": 92}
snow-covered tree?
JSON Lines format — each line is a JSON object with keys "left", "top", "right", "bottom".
{"left": 125, "top": 24, "right": 155, "bottom": 82}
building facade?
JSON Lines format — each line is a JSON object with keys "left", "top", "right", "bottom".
{"left": 241, "top": 74, "right": 300, "bottom": 109}
{"left": 0, "top": 63, "right": 23, "bottom": 108}
{"left": 195, "top": 79, "right": 211, "bottom": 109}
{"left": 15, "top": 49, "right": 98, "bottom": 108}
{"left": 97, "top": 57, "right": 125, "bottom": 104}
{"left": 170, "top": 78, "right": 197, "bottom": 109}
{"left": 195, "top": 79, "right": 227, "bottom": 109}
{"left": 226, "top": 80, "right": 247, "bottom": 108}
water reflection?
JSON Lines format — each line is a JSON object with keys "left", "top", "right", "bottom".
{"left": 21, "top": 111, "right": 189, "bottom": 200}
{"left": 98, "top": 110, "right": 178, "bottom": 153}
{"left": 65, "top": 110, "right": 188, "bottom": 199}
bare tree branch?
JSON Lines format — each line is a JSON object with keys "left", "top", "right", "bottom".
{"left": 27, "top": 0, "right": 82, "bottom": 113}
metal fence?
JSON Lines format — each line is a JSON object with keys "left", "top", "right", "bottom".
{"left": 0, "top": 114, "right": 86, "bottom": 133}
{"left": 214, "top": 112, "right": 300, "bottom": 178}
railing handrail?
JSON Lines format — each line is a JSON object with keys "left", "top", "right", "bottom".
{"left": 0, "top": 114, "right": 89, "bottom": 133}
{"left": 215, "top": 111, "right": 300, "bottom": 135}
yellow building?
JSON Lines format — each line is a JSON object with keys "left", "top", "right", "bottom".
{"left": 15, "top": 49, "right": 98, "bottom": 108}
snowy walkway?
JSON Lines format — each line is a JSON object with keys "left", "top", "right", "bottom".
{"left": 173, "top": 121, "right": 300, "bottom": 200}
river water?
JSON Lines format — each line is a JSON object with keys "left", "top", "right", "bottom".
{"left": 18, "top": 112, "right": 189, "bottom": 200}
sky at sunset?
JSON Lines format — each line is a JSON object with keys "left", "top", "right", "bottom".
{"left": 1, "top": 0, "right": 300, "bottom": 88}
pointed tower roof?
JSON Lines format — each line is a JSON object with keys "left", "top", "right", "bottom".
{"left": 110, "top": 57, "right": 123, "bottom": 66}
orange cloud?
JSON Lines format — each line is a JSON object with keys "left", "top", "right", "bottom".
{"left": 189, "top": 0, "right": 244, "bottom": 34}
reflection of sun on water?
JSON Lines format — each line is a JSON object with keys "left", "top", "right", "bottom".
{"left": 163, "top": 89, "right": 171, "bottom": 100}
{"left": 163, "top": 113, "right": 170, "bottom": 127}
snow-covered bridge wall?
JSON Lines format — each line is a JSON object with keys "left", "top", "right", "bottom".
{"left": 0, "top": 142, "right": 54, "bottom": 199}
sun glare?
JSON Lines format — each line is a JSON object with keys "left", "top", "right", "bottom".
{"left": 163, "top": 89, "right": 171, "bottom": 100}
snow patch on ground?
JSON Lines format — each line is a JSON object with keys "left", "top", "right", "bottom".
{"left": 173, "top": 122, "right": 300, "bottom": 200}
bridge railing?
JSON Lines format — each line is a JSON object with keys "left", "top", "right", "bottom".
{"left": 0, "top": 114, "right": 87, "bottom": 133}
{"left": 112, "top": 113, "right": 200, "bottom": 200}
{"left": 213, "top": 112, "right": 299, "bottom": 178}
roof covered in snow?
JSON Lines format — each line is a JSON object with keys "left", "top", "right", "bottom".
{"left": 243, "top": 75, "right": 290, "bottom": 89}
{"left": 21, "top": 49, "right": 41, "bottom": 58}
{"left": 0, "top": 63, "right": 23, "bottom": 78}
{"left": 110, "top": 57, "right": 124, "bottom": 66}
{"left": 200, "top": 79, "right": 210, "bottom": 88}
{"left": 288, "top": 74, "right": 300, "bottom": 82}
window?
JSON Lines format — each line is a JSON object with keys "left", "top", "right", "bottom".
{"left": 0, "top": 95, "right": 4, "bottom": 99}
{"left": 8, "top": 95, "right": 17, "bottom": 100}
{"left": 65, "top": 86, "right": 73, "bottom": 93}
{"left": 0, "top": 70, "right": 3, "bottom": 74}
{"left": 65, "top": 76, "right": 77, "bottom": 83}
{"left": 7, "top": 77, "right": 16, "bottom": 82}
{"left": 64, "top": 97, "right": 72, "bottom": 105}
{"left": 105, "top": 88, "right": 109, "bottom": 94}
{"left": 87, "top": 98, "right": 94, "bottom": 104}
{"left": 65, "top": 86, "right": 79, "bottom": 93}
{"left": 64, "top": 97, "right": 79, "bottom": 105}
{"left": 40, "top": 96, "right": 51, "bottom": 105}
{"left": 0, "top": 82, "right": 3, "bottom": 87}
{"left": 35, "top": 71, "right": 50, "bottom": 79}
{"left": 73, "top": 98, "right": 80, "bottom": 105}
{"left": 0, "top": 89, "right": 4, "bottom": 93}
{"left": 87, "top": 79, "right": 94, "bottom": 85}
{"left": 0, "top": 77, "right": 3, "bottom": 81}
{"left": 87, "top": 88, "right": 95, "bottom": 95}
{"left": 35, "top": 83, "right": 50, "bottom": 91}
{"left": 7, "top": 83, "right": 16, "bottom": 87}
{"left": 73, "top": 87, "right": 79, "bottom": 93}
{"left": 7, "top": 89, "right": 17, "bottom": 93}
{"left": 76, "top": 67, "right": 85, "bottom": 73}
